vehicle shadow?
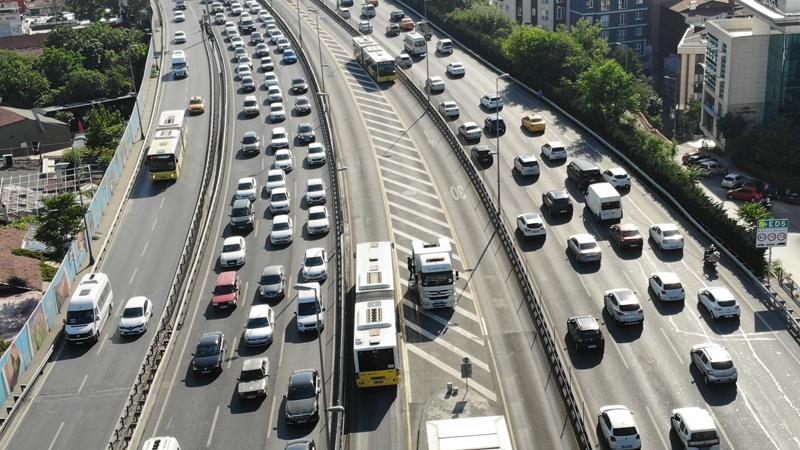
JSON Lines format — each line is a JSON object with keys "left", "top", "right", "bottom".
{"left": 183, "top": 364, "right": 221, "bottom": 388}
{"left": 203, "top": 296, "right": 236, "bottom": 320}
{"left": 229, "top": 388, "right": 267, "bottom": 414}
{"left": 649, "top": 244, "right": 685, "bottom": 263}
{"left": 54, "top": 341, "right": 94, "bottom": 361}
{"left": 539, "top": 154, "right": 566, "bottom": 168}
{"left": 688, "top": 364, "right": 738, "bottom": 406}
{"left": 511, "top": 169, "right": 539, "bottom": 187}
{"left": 695, "top": 302, "right": 740, "bottom": 335}
{"left": 608, "top": 240, "right": 643, "bottom": 261}
{"left": 539, "top": 205, "right": 573, "bottom": 226}
{"left": 283, "top": 315, "right": 320, "bottom": 345}
{"left": 564, "top": 332, "right": 604, "bottom": 369}
{"left": 601, "top": 309, "right": 643, "bottom": 343}
{"left": 401, "top": 293, "right": 455, "bottom": 344}
{"left": 565, "top": 249, "right": 601, "bottom": 274}
{"left": 649, "top": 288, "right": 685, "bottom": 316}
{"left": 515, "top": 229, "right": 545, "bottom": 252}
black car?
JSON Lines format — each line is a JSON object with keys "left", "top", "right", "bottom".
{"left": 542, "top": 189, "right": 573, "bottom": 215}
{"left": 484, "top": 114, "right": 506, "bottom": 135}
{"left": 192, "top": 332, "right": 226, "bottom": 374}
{"left": 284, "top": 369, "right": 320, "bottom": 424}
{"left": 239, "top": 19, "right": 257, "bottom": 34}
{"left": 390, "top": 9, "right": 405, "bottom": 21}
{"left": 567, "top": 315, "right": 604, "bottom": 351}
{"left": 566, "top": 159, "right": 603, "bottom": 191}
{"left": 286, "top": 440, "right": 316, "bottom": 450}
{"left": 785, "top": 191, "right": 800, "bottom": 205}
{"left": 471, "top": 145, "right": 493, "bottom": 165}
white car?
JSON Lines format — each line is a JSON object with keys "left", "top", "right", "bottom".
{"left": 267, "top": 85, "right": 283, "bottom": 104}
{"left": 302, "top": 247, "right": 328, "bottom": 281}
{"left": 698, "top": 286, "right": 740, "bottom": 319}
{"left": 269, "top": 187, "right": 291, "bottom": 213}
{"left": 237, "top": 55, "right": 253, "bottom": 68}
{"left": 269, "top": 29, "right": 283, "bottom": 43}
{"left": 224, "top": 24, "right": 237, "bottom": 36}
{"left": 259, "top": 11, "right": 272, "bottom": 22}
{"left": 446, "top": 62, "right": 465, "bottom": 77}
{"left": 307, "top": 206, "right": 330, "bottom": 235}
{"left": 231, "top": 36, "right": 245, "bottom": 49}
{"left": 294, "top": 96, "right": 312, "bottom": 115}
{"left": 265, "top": 169, "right": 286, "bottom": 194}
{"left": 567, "top": 234, "right": 601, "bottom": 263}
{"left": 306, "top": 178, "right": 326, "bottom": 205}
{"left": 516, "top": 213, "right": 545, "bottom": 237}
{"left": 173, "top": 30, "right": 187, "bottom": 44}
{"left": 235, "top": 176, "right": 257, "bottom": 201}
{"left": 604, "top": 288, "right": 644, "bottom": 325}
{"left": 271, "top": 127, "right": 289, "bottom": 149}
{"left": 243, "top": 305, "right": 275, "bottom": 346}
{"left": 425, "top": 76, "right": 445, "bottom": 93}
{"left": 597, "top": 405, "right": 641, "bottom": 450}
{"left": 720, "top": 173, "right": 747, "bottom": 188}
{"left": 173, "top": 11, "right": 186, "bottom": 22}
{"left": 276, "top": 37, "right": 291, "bottom": 52}
{"left": 255, "top": 42, "right": 269, "bottom": 57}
{"left": 541, "top": 141, "right": 568, "bottom": 160}
{"left": 269, "top": 103, "right": 286, "bottom": 122}
{"left": 220, "top": 236, "right": 246, "bottom": 267}
{"left": 691, "top": 343, "right": 738, "bottom": 384}
{"left": 458, "top": 122, "right": 482, "bottom": 141}
{"left": 264, "top": 72, "right": 279, "bottom": 88}
{"left": 306, "top": 143, "right": 326, "bottom": 165}
{"left": 603, "top": 167, "right": 631, "bottom": 189}
{"left": 214, "top": 13, "right": 226, "bottom": 24}
{"left": 243, "top": 95, "right": 259, "bottom": 116}
{"left": 236, "top": 64, "right": 252, "bottom": 80}
{"left": 649, "top": 272, "right": 684, "bottom": 301}
{"left": 260, "top": 56, "right": 274, "bottom": 72}
{"left": 513, "top": 154, "right": 540, "bottom": 176}
{"left": 438, "top": 101, "right": 460, "bottom": 119}
{"left": 480, "top": 94, "right": 503, "bottom": 110}
{"left": 395, "top": 52, "right": 412, "bottom": 68}
{"left": 273, "top": 149, "right": 294, "bottom": 171}
{"left": 270, "top": 214, "right": 293, "bottom": 244}
{"left": 649, "top": 223, "right": 684, "bottom": 250}
{"left": 230, "top": 4, "right": 243, "bottom": 15}
{"left": 118, "top": 296, "right": 153, "bottom": 336}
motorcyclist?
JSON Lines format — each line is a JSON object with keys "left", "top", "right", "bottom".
{"left": 704, "top": 244, "right": 719, "bottom": 264}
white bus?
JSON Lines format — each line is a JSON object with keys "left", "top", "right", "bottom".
{"left": 64, "top": 272, "right": 114, "bottom": 344}
{"left": 404, "top": 32, "right": 427, "bottom": 57}
{"left": 354, "top": 241, "right": 400, "bottom": 388}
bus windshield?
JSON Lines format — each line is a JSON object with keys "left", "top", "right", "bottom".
{"left": 148, "top": 155, "right": 176, "bottom": 172}
{"left": 376, "top": 60, "right": 396, "bottom": 77}
{"left": 357, "top": 348, "right": 395, "bottom": 372}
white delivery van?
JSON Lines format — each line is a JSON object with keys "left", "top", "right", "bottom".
{"left": 141, "top": 436, "right": 181, "bottom": 450}
{"left": 64, "top": 272, "right": 114, "bottom": 344}
{"left": 404, "top": 32, "right": 427, "bottom": 57}
{"left": 586, "top": 182, "right": 622, "bottom": 221}
{"left": 171, "top": 50, "right": 188, "bottom": 79}
{"left": 436, "top": 38, "right": 453, "bottom": 54}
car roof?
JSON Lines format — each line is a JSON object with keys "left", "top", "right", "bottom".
{"left": 308, "top": 205, "right": 326, "bottom": 214}
{"left": 275, "top": 149, "right": 291, "bottom": 156}
{"left": 672, "top": 407, "right": 715, "bottom": 429}
{"left": 124, "top": 296, "right": 149, "bottom": 308}
{"left": 653, "top": 271, "right": 680, "bottom": 284}
{"left": 546, "top": 140, "right": 565, "bottom": 147}
{"left": 271, "top": 187, "right": 288, "bottom": 194}
{"left": 244, "top": 95, "right": 257, "bottom": 101}
{"left": 520, "top": 213, "right": 541, "bottom": 222}
{"left": 267, "top": 168, "right": 284, "bottom": 176}
{"left": 442, "top": 100, "right": 457, "bottom": 107}
{"left": 273, "top": 126, "right": 286, "bottom": 134}
{"left": 517, "top": 153, "right": 537, "bottom": 162}
{"left": 548, "top": 189, "right": 569, "bottom": 199}
{"left": 242, "top": 357, "right": 267, "bottom": 372}
{"left": 704, "top": 286, "right": 733, "bottom": 300}
{"left": 262, "top": 265, "right": 283, "bottom": 277}
{"left": 290, "top": 368, "right": 316, "bottom": 384}
{"left": 223, "top": 236, "right": 243, "bottom": 245}
{"left": 614, "top": 223, "right": 638, "bottom": 231}
{"left": 273, "top": 214, "right": 290, "bottom": 224}
{"left": 571, "top": 315, "right": 599, "bottom": 330}
{"left": 448, "top": 62, "right": 464, "bottom": 67}
{"left": 308, "top": 142, "right": 323, "bottom": 150}
{"left": 216, "top": 271, "right": 237, "bottom": 285}
{"left": 238, "top": 176, "right": 255, "bottom": 184}
{"left": 654, "top": 223, "right": 678, "bottom": 231}
{"left": 308, "top": 178, "right": 324, "bottom": 185}
{"left": 473, "top": 145, "right": 491, "bottom": 152}
{"left": 232, "top": 198, "right": 250, "bottom": 208}
{"left": 305, "top": 247, "right": 325, "bottom": 258}
{"left": 606, "top": 288, "right": 638, "bottom": 304}
{"left": 693, "top": 343, "right": 731, "bottom": 362}
{"left": 462, "top": 121, "right": 478, "bottom": 127}
{"left": 607, "top": 167, "right": 627, "bottom": 175}
{"left": 571, "top": 233, "right": 595, "bottom": 243}
{"left": 198, "top": 332, "right": 222, "bottom": 346}
{"left": 601, "top": 405, "right": 635, "bottom": 428}
{"left": 248, "top": 304, "right": 272, "bottom": 319}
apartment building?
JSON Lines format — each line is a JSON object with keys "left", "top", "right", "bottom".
{"left": 493, "top": 0, "right": 565, "bottom": 29}
{"left": 569, "top": 0, "right": 650, "bottom": 56}
{"left": 0, "top": 1, "right": 23, "bottom": 37}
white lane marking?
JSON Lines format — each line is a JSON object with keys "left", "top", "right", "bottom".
{"left": 454, "top": 288, "right": 476, "bottom": 303}
{"left": 159, "top": 197, "right": 165, "bottom": 209}
{"left": 266, "top": 386, "right": 279, "bottom": 441}
{"left": 151, "top": 217, "right": 158, "bottom": 231}
{"left": 382, "top": 177, "right": 439, "bottom": 199}
{"left": 254, "top": 218, "right": 260, "bottom": 238}
{"left": 402, "top": 299, "right": 485, "bottom": 345}
{"left": 365, "top": 118, "right": 410, "bottom": 133}
{"left": 405, "top": 345, "right": 496, "bottom": 402}
{"left": 403, "top": 321, "right": 489, "bottom": 372}
{"left": 737, "top": 388, "right": 780, "bottom": 449}
{"left": 371, "top": 135, "right": 418, "bottom": 152}
{"left": 95, "top": 331, "right": 109, "bottom": 355}
{"left": 227, "top": 336, "right": 238, "bottom": 369}
{"left": 379, "top": 156, "right": 429, "bottom": 176}
{"left": 47, "top": 422, "right": 65, "bottom": 450}
{"left": 242, "top": 281, "right": 249, "bottom": 304}
{"left": 658, "top": 328, "right": 684, "bottom": 362}
{"left": 379, "top": 166, "right": 435, "bottom": 186}
{"left": 128, "top": 267, "right": 138, "bottom": 286}
{"left": 141, "top": 241, "right": 149, "bottom": 257}
{"left": 625, "top": 195, "right": 654, "bottom": 224}
{"left": 644, "top": 406, "right": 670, "bottom": 449}
{"left": 392, "top": 222, "right": 451, "bottom": 244}
{"left": 206, "top": 405, "right": 220, "bottom": 448}
{"left": 608, "top": 338, "right": 630, "bottom": 370}
{"left": 76, "top": 374, "right": 88, "bottom": 395}
{"left": 377, "top": 148, "right": 426, "bottom": 166}
{"left": 388, "top": 202, "right": 451, "bottom": 228}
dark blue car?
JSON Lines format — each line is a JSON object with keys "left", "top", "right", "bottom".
{"left": 283, "top": 50, "right": 297, "bottom": 64}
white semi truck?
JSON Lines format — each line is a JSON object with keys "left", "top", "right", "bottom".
{"left": 408, "top": 238, "right": 458, "bottom": 309}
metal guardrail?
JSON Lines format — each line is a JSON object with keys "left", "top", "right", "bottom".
{"left": 258, "top": 3, "right": 347, "bottom": 449}
{"left": 106, "top": 13, "right": 227, "bottom": 449}
{"left": 304, "top": 1, "right": 593, "bottom": 448}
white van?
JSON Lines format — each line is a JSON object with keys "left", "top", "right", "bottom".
{"left": 64, "top": 272, "right": 114, "bottom": 344}
{"left": 586, "top": 182, "right": 621, "bottom": 221}
{"left": 404, "top": 32, "right": 427, "bottom": 57}
{"left": 338, "top": 7, "right": 351, "bottom": 18}
{"left": 670, "top": 407, "right": 720, "bottom": 450}
{"left": 171, "top": 50, "right": 188, "bottom": 79}
{"left": 141, "top": 436, "right": 181, "bottom": 450}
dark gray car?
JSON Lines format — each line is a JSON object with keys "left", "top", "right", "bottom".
{"left": 230, "top": 199, "right": 254, "bottom": 231}
{"left": 259, "top": 265, "right": 285, "bottom": 299}
{"left": 192, "top": 332, "right": 226, "bottom": 374}
{"left": 284, "top": 369, "right": 320, "bottom": 424}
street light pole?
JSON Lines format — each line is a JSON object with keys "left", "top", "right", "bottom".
{"left": 127, "top": 44, "right": 145, "bottom": 141}
{"left": 310, "top": 9, "right": 326, "bottom": 93}
{"left": 496, "top": 73, "right": 508, "bottom": 214}
{"left": 296, "top": 0, "right": 303, "bottom": 43}
{"left": 424, "top": 0, "right": 430, "bottom": 102}
{"left": 76, "top": 175, "right": 95, "bottom": 267}
{"left": 664, "top": 75, "right": 679, "bottom": 139}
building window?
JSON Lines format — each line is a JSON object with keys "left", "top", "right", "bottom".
{"left": 586, "top": 0, "right": 593, "bottom": 7}
{"left": 635, "top": 26, "right": 642, "bottom": 36}
{"left": 618, "top": 28, "right": 626, "bottom": 41}
{"left": 542, "top": 9, "right": 549, "bottom": 19}
{"left": 600, "top": 14, "right": 610, "bottom": 27}
{"left": 634, "top": 42, "right": 642, "bottom": 54}
{"left": 601, "top": 30, "right": 608, "bottom": 39}
{"left": 618, "top": 12, "right": 626, "bottom": 25}
{"left": 618, "top": 0, "right": 627, "bottom": 8}
{"left": 635, "top": 10, "right": 643, "bottom": 20}
{"left": 531, "top": 6, "right": 536, "bottom": 16}
{"left": 600, "top": 0, "right": 610, "bottom": 11}
{"left": 636, "top": 0, "right": 643, "bottom": 4}
{"left": 556, "top": 6, "right": 563, "bottom": 19}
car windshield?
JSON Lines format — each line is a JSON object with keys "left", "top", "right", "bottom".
{"left": 243, "top": 135, "right": 257, "bottom": 144}
{"left": 690, "top": 431, "right": 719, "bottom": 442}
{"left": 276, "top": 154, "right": 290, "bottom": 161}
{"left": 223, "top": 243, "right": 241, "bottom": 252}
{"left": 240, "top": 368, "right": 264, "bottom": 381}
{"left": 244, "top": 100, "right": 256, "bottom": 108}
{"left": 215, "top": 283, "right": 235, "bottom": 295}
{"left": 268, "top": 174, "right": 283, "bottom": 182}
{"left": 261, "top": 273, "right": 282, "bottom": 285}
{"left": 305, "top": 256, "right": 323, "bottom": 266}
{"left": 231, "top": 206, "right": 250, "bottom": 217}
{"left": 299, "top": 125, "right": 313, "bottom": 133}
{"left": 271, "top": 105, "right": 283, "bottom": 112}
{"left": 247, "top": 317, "right": 269, "bottom": 328}
{"left": 579, "top": 242, "right": 597, "bottom": 250}
{"left": 272, "top": 192, "right": 287, "bottom": 201}
{"left": 297, "top": 99, "right": 309, "bottom": 106}
{"left": 298, "top": 301, "right": 320, "bottom": 316}
{"left": 238, "top": 181, "right": 253, "bottom": 190}
{"left": 663, "top": 229, "right": 680, "bottom": 237}
{"left": 308, "top": 183, "right": 322, "bottom": 192}
{"left": 287, "top": 378, "right": 315, "bottom": 400}
{"left": 621, "top": 230, "right": 640, "bottom": 238}
{"left": 196, "top": 342, "right": 219, "bottom": 357}
{"left": 273, "top": 221, "right": 290, "bottom": 231}
{"left": 309, "top": 211, "right": 326, "bottom": 220}
{"left": 123, "top": 307, "right": 143, "bottom": 318}
{"left": 293, "top": 78, "right": 304, "bottom": 85}
{"left": 615, "top": 426, "right": 638, "bottom": 436}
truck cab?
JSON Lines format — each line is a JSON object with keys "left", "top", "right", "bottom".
{"left": 410, "top": 238, "right": 459, "bottom": 309}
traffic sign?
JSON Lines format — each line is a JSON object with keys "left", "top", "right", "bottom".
{"left": 756, "top": 218, "right": 789, "bottom": 248}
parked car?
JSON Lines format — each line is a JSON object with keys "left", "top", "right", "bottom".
{"left": 726, "top": 186, "right": 764, "bottom": 201}
{"left": 721, "top": 173, "right": 748, "bottom": 188}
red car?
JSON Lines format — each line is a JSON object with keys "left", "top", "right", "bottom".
{"left": 609, "top": 223, "right": 643, "bottom": 249}
{"left": 212, "top": 271, "right": 240, "bottom": 309}
{"left": 726, "top": 186, "right": 764, "bottom": 201}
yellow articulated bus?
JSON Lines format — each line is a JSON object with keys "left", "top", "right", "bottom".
{"left": 354, "top": 241, "right": 400, "bottom": 388}
{"left": 353, "top": 36, "right": 397, "bottom": 83}
{"left": 147, "top": 110, "right": 187, "bottom": 181}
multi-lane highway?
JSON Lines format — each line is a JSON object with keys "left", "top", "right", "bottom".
{"left": 139, "top": 3, "right": 337, "bottom": 448}
{"left": 0, "top": 4, "right": 214, "bottom": 450}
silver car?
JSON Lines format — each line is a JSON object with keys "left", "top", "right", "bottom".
{"left": 259, "top": 265, "right": 285, "bottom": 298}
{"left": 603, "top": 289, "right": 644, "bottom": 325}
{"left": 691, "top": 343, "right": 737, "bottom": 384}
{"left": 567, "top": 234, "right": 601, "bottom": 263}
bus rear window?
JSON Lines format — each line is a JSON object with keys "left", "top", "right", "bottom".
{"left": 357, "top": 348, "right": 395, "bottom": 372}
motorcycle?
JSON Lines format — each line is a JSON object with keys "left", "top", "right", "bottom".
{"left": 703, "top": 249, "right": 720, "bottom": 270}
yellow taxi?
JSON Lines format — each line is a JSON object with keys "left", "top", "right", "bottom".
{"left": 188, "top": 96, "right": 205, "bottom": 114}
{"left": 521, "top": 113, "right": 546, "bottom": 133}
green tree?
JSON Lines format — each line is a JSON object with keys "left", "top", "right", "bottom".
{"left": 446, "top": 3, "right": 516, "bottom": 38}
{"left": 563, "top": 18, "right": 608, "bottom": 61}
{"left": 737, "top": 202, "right": 771, "bottom": 230}
{"left": 103, "top": 64, "right": 134, "bottom": 97}
{"left": 0, "top": 50, "right": 51, "bottom": 107}
{"left": 609, "top": 45, "right": 644, "bottom": 74}
{"left": 85, "top": 106, "right": 125, "bottom": 148}
{"left": 502, "top": 26, "right": 585, "bottom": 89}
{"left": 571, "top": 59, "right": 639, "bottom": 123}
{"left": 61, "top": 68, "right": 108, "bottom": 102}
{"left": 36, "top": 47, "right": 83, "bottom": 88}
{"left": 34, "top": 192, "right": 88, "bottom": 259}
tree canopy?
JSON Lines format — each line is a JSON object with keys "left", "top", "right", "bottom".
{"left": 0, "top": 51, "right": 51, "bottom": 107}
{"left": 34, "top": 192, "right": 88, "bottom": 259}
{"left": 86, "top": 106, "right": 125, "bottom": 148}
